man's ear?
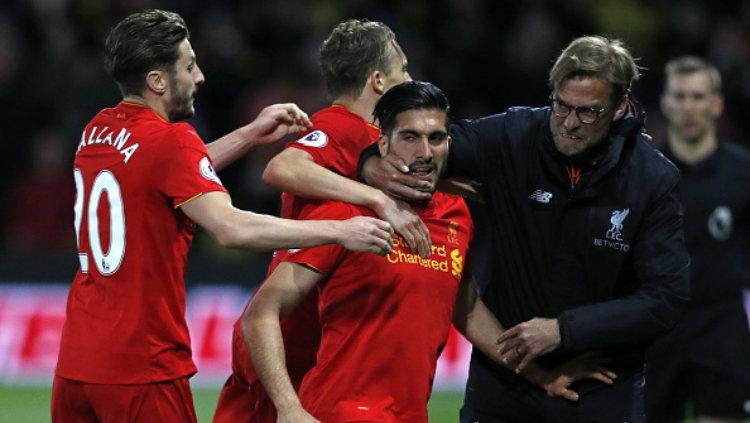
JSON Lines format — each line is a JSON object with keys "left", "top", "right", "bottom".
{"left": 377, "top": 133, "right": 389, "bottom": 157}
{"left": 145, "top": 70, "right": 167, "bottom": 95}
{"left": 370, "top": 70, "right": 386, "bottom": 96}
{"left": 613, "top": 96, "right": 629, "bottom": 121}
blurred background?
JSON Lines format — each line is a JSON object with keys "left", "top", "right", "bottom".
{"left": 1, "top": 0, "right": 749, "bottom": 421}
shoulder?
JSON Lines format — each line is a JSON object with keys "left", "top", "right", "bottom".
{"left": 628, "top": 135, "right": 680, "bottom": 179}
{"left": 719, "top": 142, "right": 750, "bottom": 165}
{"left": 311, "top": 106, "right": 374, "bottom": 141}
{"left": 450, "top": 106, "right": 549, "bottom": 138}
{"left": 168, "top": 122, "right": 206, "bottom": 151}
{"left": 622, "top": 135, "right": 681, "bottom": 199}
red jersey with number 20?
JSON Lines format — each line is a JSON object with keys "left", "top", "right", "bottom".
{"left": 287, "top": 194, "right": 473, "bottom": 423}
{"left": 55, "top": 102, "right": 227, "bottom": 384}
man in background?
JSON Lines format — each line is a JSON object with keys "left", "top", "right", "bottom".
{"left": 646, "top": 56, "right": 750, "bottom": 423}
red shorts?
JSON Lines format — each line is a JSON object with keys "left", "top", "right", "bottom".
{"left": 51, "top": 375, "right": 196, "bottom": 423}
{"left": 212, "top": 327, "right": 276, "bottom": 423}
{"left": 212, "top": 374, "right": 275, "bottom": 423}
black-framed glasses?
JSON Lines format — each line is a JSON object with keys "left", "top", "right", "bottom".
{"left": 549, "top": 96, "right": 607, "bottom": 124}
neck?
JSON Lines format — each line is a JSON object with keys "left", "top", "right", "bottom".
{"left": 333, "top": 93, "right": 378, "bottom": 123}
{"left": 123, "top": 93, "right": 170, "bottom": 122}
{"left": 666, "top": 130, "right": 718, "bottom": 165}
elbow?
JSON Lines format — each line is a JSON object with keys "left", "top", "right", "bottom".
{"left": 262, "top": 157, "right": 291, "bottom": 190}
{"left": 211, "top": 220, "right": 242, "bottom": 249}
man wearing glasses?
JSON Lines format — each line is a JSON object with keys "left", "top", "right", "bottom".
{"left": 361, "top": 35, "right": 690, "bottom": 422}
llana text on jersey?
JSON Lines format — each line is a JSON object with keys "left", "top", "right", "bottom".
{"left": 77, "top": 126, "right": 140, "bottom": 163}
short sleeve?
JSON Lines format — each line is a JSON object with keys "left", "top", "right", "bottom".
{"left": 287, "top": 119, "right": 376, "bottom": 180}
{"left": 282, "top": 201, "right": 363, "bottom": 275}
{"left": 160, "top": 124, "right": 227, "bottom": 207}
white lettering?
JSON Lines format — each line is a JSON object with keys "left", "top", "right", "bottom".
{"left": 76, "top": 127, "right": 138, "bottom": 163}
{"left": 120, "top": 143, "right": 139, "bottom": 163}
{"left": 101, "top": 131, "right": 113, "bottom": 146}
{"left": 593, "top": 238, "right": 630, "bottom": 252}
{"left": 87, "top": 126, "right": 97, "bottom": 145}
{"left": 77, "top": 130, "right": 86, "bottom": 153}
{"left": 112, "top": 128, "right": 130, "bottom": 150}
{"left": 94, "top": 126, "right": 108, "bottom": 144}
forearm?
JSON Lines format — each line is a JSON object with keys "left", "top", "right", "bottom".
{"left": 206, "top": 126, "right": 258, "bottom": 172}
{"left": 221, "top": 208, "right": 341, "bottom": 251}
{"left": 243, "top": 307, "right": 302, "bottom": 411}
{"left": 263, "top": 149, "right": 390, "bottom": 212}
{"left": 453, "top": 293, "right": 549, "bottom": 383}
{"left": 558, "top": 282, "right": 688, "bottom": 352}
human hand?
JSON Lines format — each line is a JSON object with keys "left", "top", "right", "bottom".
{"left": 375, "top": 196, "right": 431, "bottom": 258}
{"left": 336, "top": 216, "right": 393, "bottom": 255}
{"left": 534, "top": 353, "right": 617, "bottom": 401}
{"left": 362, "top": 151, "right": 432, "bottom": 202}
{"left": 496, "top": 318, "right": 561, "bottom": 372}
{"left": 245, "top": 103, "right": 312, "bottom": 145}
{"left": 276, "top": 405, "right": 321, "bottom": 423}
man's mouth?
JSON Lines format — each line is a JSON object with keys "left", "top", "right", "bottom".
{"left": 560, "top": 132, "right": 582, "bottom": 141}
{"left": 409, "top": 164, "right": 435, "bottom": 180}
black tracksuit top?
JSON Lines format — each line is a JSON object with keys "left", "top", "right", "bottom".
{"left": 663, "top": 142, "right": 750, "bottom": 307}
{"left": 447, "top": 106, "right": 690, "bottom": 379}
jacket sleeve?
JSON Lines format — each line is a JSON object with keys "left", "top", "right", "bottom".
{"left": 447, "top": 114, "right": 506, "bottom": 182}
{"left": 558, "top": 174, "right": 691, "bottom": 352}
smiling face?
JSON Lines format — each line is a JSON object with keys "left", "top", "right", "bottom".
{"left": 549, "top": 76, "right": 627, "bottom": 157}
{"left": 661, "top": 71, "right": 722, "bottom": 145}
{"left": 378, "top": 108, "right": 450, "bottom": 190}
{"left": 165, "top": 38, "right": 204, "bottom": 122}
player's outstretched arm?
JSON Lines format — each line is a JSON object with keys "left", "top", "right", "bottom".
{"left": 263, "top": 148, "right": 432, "bottom": 257}
{"left": 180, "top": 191, "right": 393, "bottom": 254}
{"left": 242, "top": 262, "right": 322, "bottom": 423}
{"left": 207, "top": 103, "right": 312, "bottom": 171}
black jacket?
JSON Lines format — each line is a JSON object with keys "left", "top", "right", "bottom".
{"left": 662, "top": 142, "right": 750, "bottom": 307}
{"left": 447, "top": 106, "right": 690, "bottom": 389}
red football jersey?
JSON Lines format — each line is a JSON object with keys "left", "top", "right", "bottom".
{"left": 280, "top": 104, "right": 380, "bottom": 219}
{"left": 55, "top": 101, "right": 226, "bottom": 384}
{"left": 230, "top": 105, "right": 379, "bottom": 385}
{"left": 288, "top": 195, "right": 473, "bottom": 423}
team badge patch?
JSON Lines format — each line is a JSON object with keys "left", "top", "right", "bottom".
{"left": 199, "top": 157, "right": 222, "bottom": 185}
{"left": 296, "top": 130, "right": 328, "bottom": 148}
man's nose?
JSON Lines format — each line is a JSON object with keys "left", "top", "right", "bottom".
{"left": 415, "top": 138, "right": 432, "bottom": 159}
{"left": 194, "top": 65, "right": 205, "bottom": 85}
{"left": 563, "top": 110, "right": 581, "bottom": 130}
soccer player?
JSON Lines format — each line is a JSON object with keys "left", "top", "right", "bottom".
{"left": 212, "top": 19, "right": 419, "bottom": 423}
{"left": 246, "top": 81, "right": 619, "bottom": 423}
{"left": 646, "top": 56, "right": 750, "bottom": 423}
{"left": 361, "top": 36, "right": 690, "bottom": 422}
{"left": 51, "top": 10, "right": 393, "bottom": 423}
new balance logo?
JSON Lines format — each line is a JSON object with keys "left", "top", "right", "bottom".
{"left": 529, "top": 189, "right": 553, "bottom": 204}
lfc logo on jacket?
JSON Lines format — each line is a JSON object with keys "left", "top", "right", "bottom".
{"left": 594, "top": 208, "right": 631, "bottom": 252}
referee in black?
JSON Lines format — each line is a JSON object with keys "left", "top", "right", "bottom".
{"left": 646, "top": 56, "right": 750, "bottom": 423}
{"left": 361, "top": 35, "right": 690, "bottom": 422}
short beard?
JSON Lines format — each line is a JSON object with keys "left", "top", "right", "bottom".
{"left": 167, "top": 79, "right": 195, "bottom": 122}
